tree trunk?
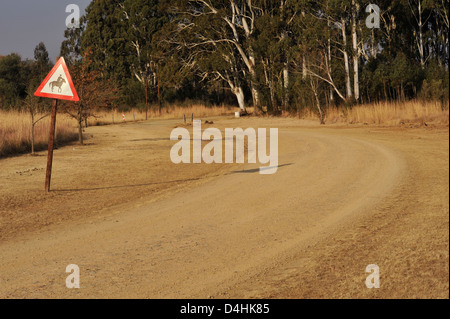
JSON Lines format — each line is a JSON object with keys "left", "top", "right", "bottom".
{"left": 341, "top": 18, "right": 353, "bottom": 100}
{"left": 352, "top": 1, "right": 360, "bottom": 101}
{"left": 283, "top": 61, "right": 289, "bottom": 111}
{"left": 248, "top": 48, "right": 262, "bottom": 114}
{"left": 310, "top": 77, "right": 325, "bottom": 125}
{"left": 78, "top": 119, "right": 83, "bottom": 145}
{"left": 145, "top": 77, "right": 148, "bottom": 120}
{"left": 30, "top": 111, "right": 35, "bottom": 155}
{"left": 418, "top": 0, "right": 425, "bottom": 68}
{"left": 327, "top": 18, "right": 334, "bottom": 104}
{"left": 31, "top": 123, "right": 35, "bottom": 155}
{"left": 157, "top": 63, "right": 162, "bottom": 115}
{"left": 232, "top": 86, "right": 246, "bottom": 113}
{"left": 371, "top": 29, "right": 377, "bottom": 58}
{"left": 262, "top": 58, "right": 277, "bottom": 114}
{"left": 270, "top": 69, "right": 277, "bottom": 113}
{"left": 78, "top": 106, "right": 84, "bottom": 145}
{"left": 250, "top": 83, "right": 260, "bottom": 112}
{"left": 302, "top": 54, "right": 307, "bottom": 80}
{"left": 314, "top": 91, "right": 325, "bottom": 125}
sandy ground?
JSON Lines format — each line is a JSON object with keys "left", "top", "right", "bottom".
{"left": 0, "top": 116, "right": 448, "bottom": 299}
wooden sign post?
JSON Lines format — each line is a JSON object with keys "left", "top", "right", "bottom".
{"left": 44, "top": 99, "right": 58, "bottom": 192}
{"left": 34, "top": 57, "right": 79, "bottom": 192}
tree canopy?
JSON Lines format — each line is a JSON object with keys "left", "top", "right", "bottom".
{"left": 1, "top": 0, "right": 448, "bottom": 114}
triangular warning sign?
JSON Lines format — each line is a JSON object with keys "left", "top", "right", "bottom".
{"left": 34, "top": 57, "right": 79, "bottom": 101}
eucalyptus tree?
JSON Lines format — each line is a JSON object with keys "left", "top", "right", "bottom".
{"left": 165, "top": 0, "right": 268, "bottom": 113}
{"left": 251, "top": 0, "right": 297, "bottom": 113}
{"left": 290, "top": 1, "right": 348, "bottom": 103}
{"left": 53, "top": 0, "right": 448, "bottom": 115}
{"left": 119, "top": 0, "right": 167, "bottom": 118}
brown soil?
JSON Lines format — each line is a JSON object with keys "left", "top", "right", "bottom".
{"left": 0, "top": 117, "right": 448, "bottom": 299}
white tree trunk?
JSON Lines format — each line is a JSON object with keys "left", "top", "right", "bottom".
{"left": 327, "top": 17, "right": 334, "bottom": 102}
{"left": 233, "top": 86, "right": 246, "bottom": 112}
{"left": 341, "top": 18, "right": 352, "bottom": 100}
{"left": 352, "top": 1, "right": 360, "bottom": 101}
{"left": 248, "top": 49, "right": 261, "bottom": 110}
{"left": 418, "top": 0, "right": 425, "bottom": 68}
{"left": 302, "top": 55, "right": 307, "bottom": 79}
{"left": 250, "top": 85, "right": 260, "bottom": 109}
{"left": 371, "top": 29, "right": 377, "bottom": 58}
{"left": 409, "top": 0, "right": 427, "bottom": 68}
{"left": 283, "top": 62, "right": 289, "bottom": 110}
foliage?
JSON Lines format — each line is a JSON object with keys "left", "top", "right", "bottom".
{"left": 1, "top": 0, "right": 448, "bottom": 122}
{"left": 60, "top": 49, "right": 119, "bottom": 144}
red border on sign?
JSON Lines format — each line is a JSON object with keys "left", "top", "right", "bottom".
{"left": 34, "top": 57, "right": 79, "bottom": 102}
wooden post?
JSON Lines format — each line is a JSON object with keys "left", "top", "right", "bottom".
{"left": 184, "top": 114, "right": 186, "bottom": 124}
{"left": 45, "top": 99, "right": 58, "bottom": 192}
{"left": 191, "top": 113, "right": 194, "bottom": 123}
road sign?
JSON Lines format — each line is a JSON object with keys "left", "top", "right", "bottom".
{"left": 34, "top": 57, "right": 79, "bottom": 101}
{"left": 34, "top": 57, "right": 79, "bottom": 192}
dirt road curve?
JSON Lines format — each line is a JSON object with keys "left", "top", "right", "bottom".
{"left": 0, "top": 117, "right": 448, "bottom": 298}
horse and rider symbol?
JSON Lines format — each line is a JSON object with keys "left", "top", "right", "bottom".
{"left": 49, "top": 74, "right": 66, "bottom": 93}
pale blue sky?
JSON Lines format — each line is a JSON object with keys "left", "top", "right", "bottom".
{"left": 0, "top": 0, "right": 92, "bottom": 62}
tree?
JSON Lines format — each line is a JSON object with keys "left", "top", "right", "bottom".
{"left": 30, "top": 42, "right": 52, "bottom": 89}
{"left": 51, "top": 0, "right": 448, "bottom": 119}
{"left": 22, "top": 87, "right": 50, "bottom": 155}
{"left": 0, "top": 53, "right": 28, "bottom": 108}
{"left": 22, "top": 43, "right": 53, "bottom": 154}
{"left": 251, "top": 0, "right": 297, "bottom": 114}
{"left": 119, "top": 0, "right": 167, "bottom": 119}
{"left": 61, "top": 50, "right": 119, "bottom": 145}
{"left": 164, "top": 0, "right": 268, "bottom": 113}
{"left": 81, "top": 0, "right": 130, "bottom": 85}
{"left": 60, "top": 16, "right": 87, "bottom": 66}
{"left": 407, "top": 0, "right": 433, "bottom": 68}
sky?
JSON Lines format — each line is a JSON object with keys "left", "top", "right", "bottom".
{"left": 0, "top": 0, "right": 92, "bottom": 63}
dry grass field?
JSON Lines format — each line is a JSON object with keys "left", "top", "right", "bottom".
{"left": 87, "top": 104, "right": 236, "bottom": 126}
{"left": 0, "top": 104, "right": 235, "bottom": 158}
{"left": 307, "top": 100, "right": 449, "bottom": 126}
{"left": 1, "top": 101, "right": 447, "bottom": 159}
{"left": 0, "top": 110, "right": 77, "bottom": 158}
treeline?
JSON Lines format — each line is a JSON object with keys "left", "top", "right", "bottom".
{"left": 1, "top": 0, "right": 449, "bottom": 119}
{"left": 0, "top": 43, "right": 53, "bottom": 108}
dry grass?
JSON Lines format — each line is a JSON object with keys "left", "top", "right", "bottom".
{"left": 0, "top": 104, "right": 236, "bottom": 157}
{"left": 302, "top": 100, "right": 449, "bottom": 126}
{"left": 2, "top": 101, "right": 447, "bottom": 157}
{"left": 0, "top": 110, "right": 78, "bottom": 158}
{"left": 88, "top": 104, "right": 236, "bottom": 126}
